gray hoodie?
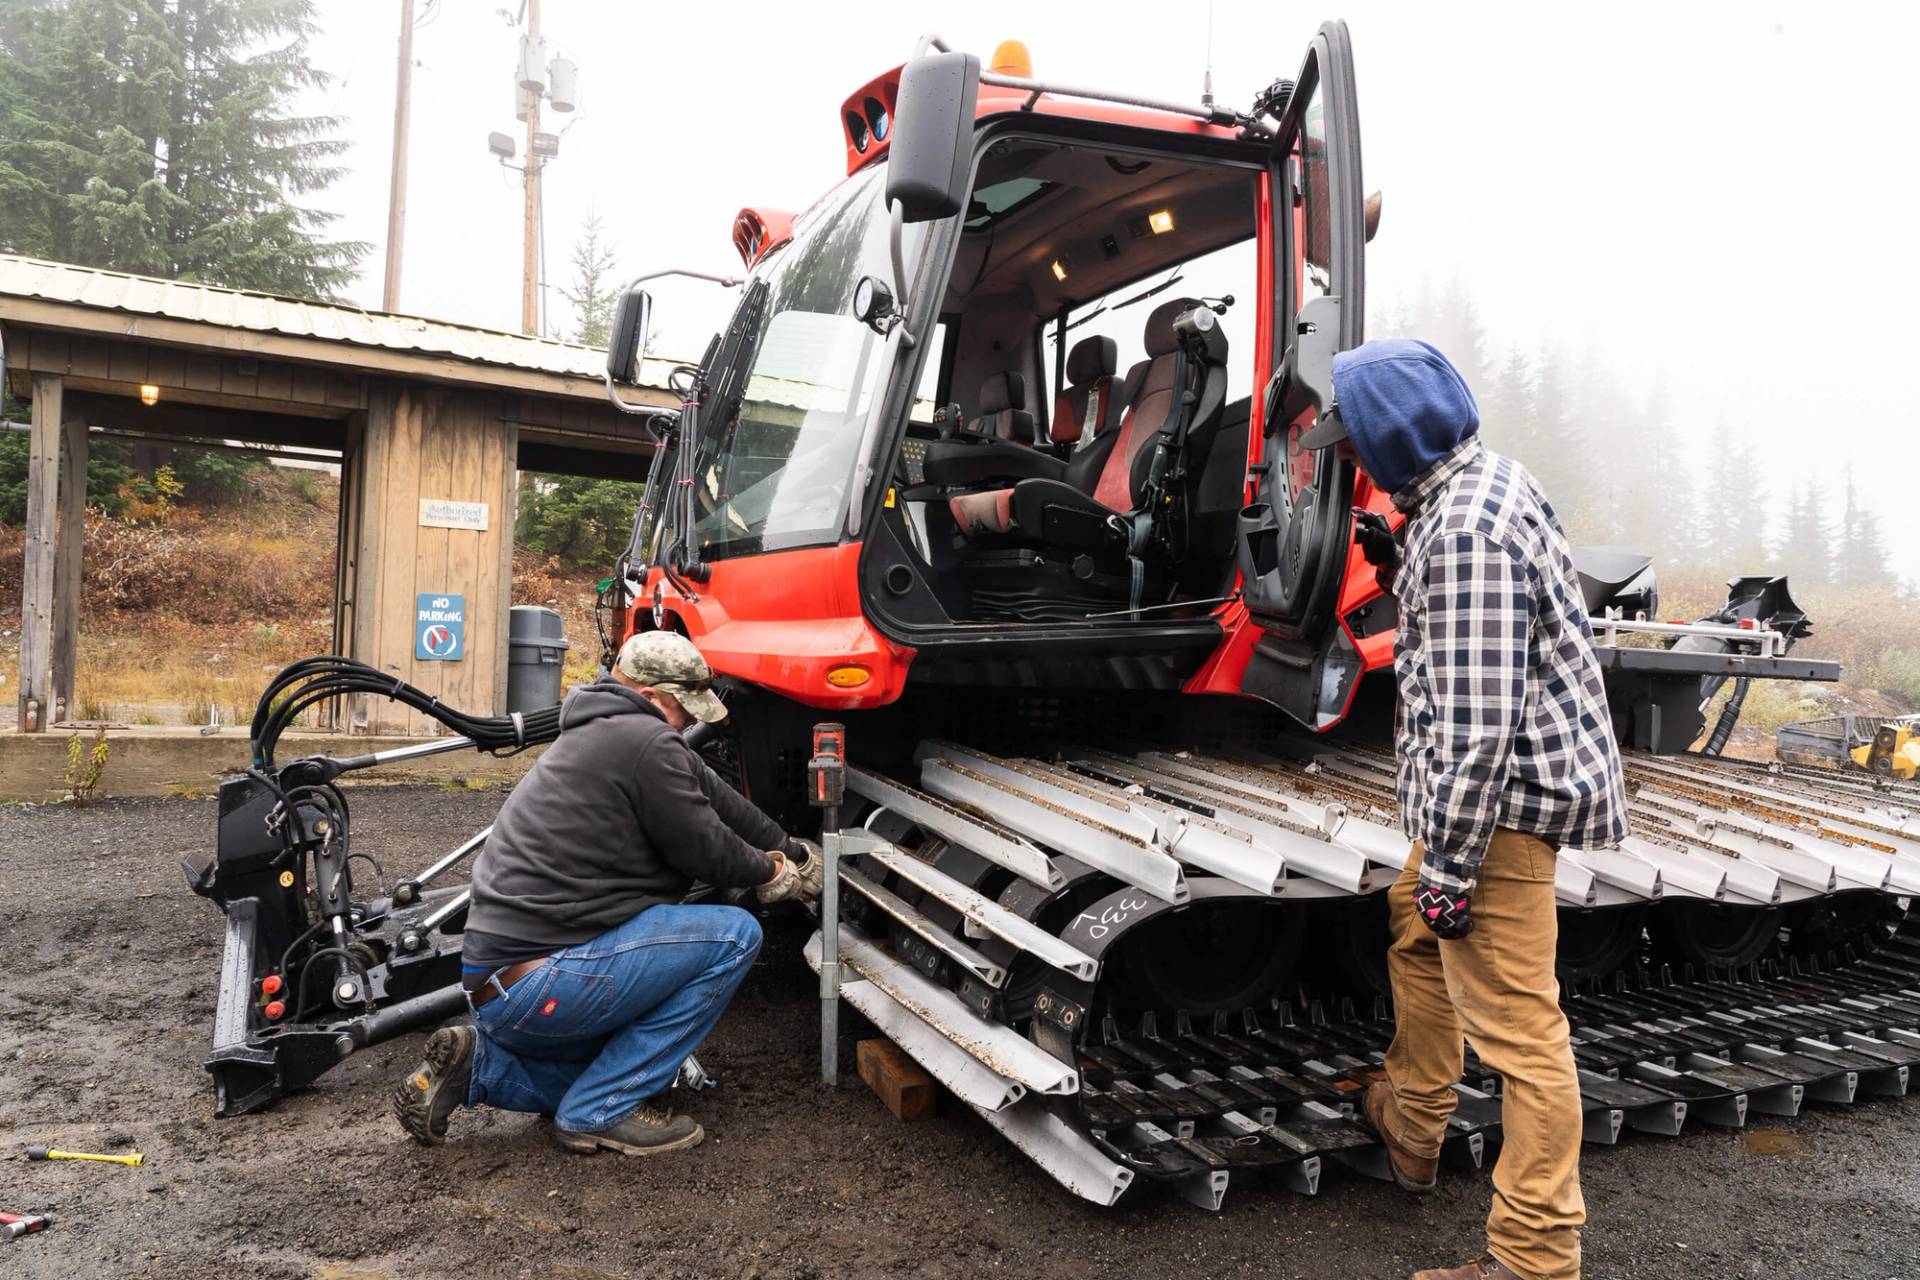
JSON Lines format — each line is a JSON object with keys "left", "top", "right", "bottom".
{"left": 462, "top": 679, "right": 783, "bottom": 969}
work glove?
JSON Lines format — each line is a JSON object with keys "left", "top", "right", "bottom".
{"left": 756, "top": 852, "right": 804, "bottom": 904}
{"left": 1413, "top": 881, "right": 1474, "bottom": 940}
{"left": 1352, "top": 507, "right": 1401, "bottom": 591}
{"left": 785, "top": 837, "right": 826, "bottom": 899}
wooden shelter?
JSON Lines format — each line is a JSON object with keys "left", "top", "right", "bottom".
{"left": 1, "top": 255, "right": 678, "bottom": 734}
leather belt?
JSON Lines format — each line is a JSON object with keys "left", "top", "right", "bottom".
{"left": 465, "top": 956, "right": 548, "bottom": 1009}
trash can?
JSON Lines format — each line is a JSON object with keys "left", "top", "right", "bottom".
{"left": 506, "top": 605, "right": 569, "bottom": 713}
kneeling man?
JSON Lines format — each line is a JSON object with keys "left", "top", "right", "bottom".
{"left": 394, "top": 631, "right": 818, "bottom": 1156}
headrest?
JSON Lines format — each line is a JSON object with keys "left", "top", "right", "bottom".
{"left": 979, "top": 370, "right": 1025, "bottom": 416}
{"left": 1066, "top": 336, "right": 1117, "bottom": 386}
{"left": 1143, "top": 297, "right": 1200, "bottom": 358}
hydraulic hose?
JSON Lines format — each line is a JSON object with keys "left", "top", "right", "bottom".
{"left": 249, "top": 657, "right": 564, "bottom": 766}
{"left": 1702, "top": 677, "right": 1751, "bottom": 758}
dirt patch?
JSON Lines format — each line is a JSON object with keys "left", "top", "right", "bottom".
{"left": 4, "top": 789, "right": 1919, "bottom": 1279}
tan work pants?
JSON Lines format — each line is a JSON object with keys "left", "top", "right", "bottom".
{"left": 1381, "top": 829, "right": 1586, "bottom": 1280}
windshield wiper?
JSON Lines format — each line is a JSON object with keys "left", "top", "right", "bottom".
{"left": 1112, "top": 269, "right": 1186, "bottom": 311}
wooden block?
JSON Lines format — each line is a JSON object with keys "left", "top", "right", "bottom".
{"left": 856, "top": 1037, "right": 937, "bottom": 1122}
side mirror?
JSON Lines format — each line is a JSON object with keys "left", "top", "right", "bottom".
{"left": 886, "top": 51, "right": 979, "bottom": 223}
{"left": 606, "top": 287, "right": 652, "bottom": 384}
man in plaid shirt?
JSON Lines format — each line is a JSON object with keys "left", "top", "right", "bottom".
{"left": 1302, "top": 339, "right": 1626, "bottom": 1280}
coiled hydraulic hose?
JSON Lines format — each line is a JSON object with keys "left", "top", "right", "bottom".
{"left": 249, "top": 656, "right": 564, "bottom": 766}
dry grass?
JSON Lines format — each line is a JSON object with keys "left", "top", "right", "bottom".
{"left": 0, "top": 468, "right": 337, "bottom": 727}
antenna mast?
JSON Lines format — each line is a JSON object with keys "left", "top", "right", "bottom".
{"left": 1201, "top": 0, "right": 1215, "bottom": 110}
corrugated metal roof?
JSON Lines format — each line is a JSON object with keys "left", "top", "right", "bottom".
{"left": 0, "top": 254, "right": 682, "bottom": 387}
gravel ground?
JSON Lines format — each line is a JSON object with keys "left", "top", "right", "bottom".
{"left": 3, "top": 788, "right": 1917, "bottom": 1280}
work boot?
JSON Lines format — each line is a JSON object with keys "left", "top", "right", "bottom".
{"left": 554, "top": 1099, "right": 704, "bottom": 1156}
{"left": 1360, "top": 1081, "right": 1439, "bottom": 1193}
{"left": 392, "top": 1025, "right": 475, "bottom": 1145}
{"left": 1411, "top": 1254, "right": 1523, "bottom": 1280}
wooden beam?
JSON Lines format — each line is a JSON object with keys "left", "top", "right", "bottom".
{"left": 0, "top": 297, "right": 666, "bottom": 406}
{"left": 16, "top": 373, "right": 60, "bottom": 731}
{"left": 50, "top": 398, "right": 87, "bottom": 721}
{"left": 855, "top": 1038, "right": 938, "bottom": 1121}
{"left": 64, "top": 390, "right": 348, "bottom": 450}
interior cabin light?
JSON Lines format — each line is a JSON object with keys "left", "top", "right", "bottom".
{"left": 1148, "top": 208, "right": 1175, "bottom": 235}
{"left": 1051, "top": 257, "right": 1070, "bottom": 282}
{"left": 139, "top": 384, "right": 160, "bottom": 405}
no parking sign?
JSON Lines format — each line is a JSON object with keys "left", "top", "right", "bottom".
{"left": 416, "top": 593, "right": 465, "bottom": 661}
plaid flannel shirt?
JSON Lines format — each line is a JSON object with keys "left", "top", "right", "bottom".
{"left": 1389, "top": 437, "right": 1628, "bottom": 897}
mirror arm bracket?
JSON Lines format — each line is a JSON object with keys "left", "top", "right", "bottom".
{"left": 601, "top": 372, "right": 680, "bottom": 439}
{"left": 886, "top": 201, "right": 917, "bottom": 348}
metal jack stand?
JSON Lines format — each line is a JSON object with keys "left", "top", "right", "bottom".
{"left": 809, "top": 722, "right": 848, "bottom": 1084}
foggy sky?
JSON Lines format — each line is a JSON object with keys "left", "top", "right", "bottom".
{"left": 301, "top": 1, "right": 1920, "bottom": 583}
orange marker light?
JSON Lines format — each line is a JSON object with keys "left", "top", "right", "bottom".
{"left": 827, "top": 666, "right": 872, "bottom": 689}
{"left": 990, "top": 39, "right": 1032, "bottom": 79}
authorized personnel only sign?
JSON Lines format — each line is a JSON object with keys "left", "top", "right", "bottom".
{"left": 416, "top": 593, "right": 466, "bottom": 661}
{"left": 419, "top": 499, "right": 489, "bottom": 531}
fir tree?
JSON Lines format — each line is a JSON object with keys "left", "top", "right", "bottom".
{"left": 561, "top": 214, "right": 618, "bottom": 347}
{"left": 0, "top": 0, "right": 364, "bottom": 298}
{"left": 1703, "top": 413, "right": 1769, "bottom": 573}
{"left": 1836, "top": 467, "right": 1893, "bottom": 587}
{"left": 1524, "top": 347, "right": 1599, "bottom": 541}
{"left": 1476, "top": 344, "right": 1534, "bottom": 460}
{"left": 1773, "top": 477, "right": 1834, "bottom": 585}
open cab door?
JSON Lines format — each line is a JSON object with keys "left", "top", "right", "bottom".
{"left": 1233, "top": 20, "right": 1368, "bottom": 728}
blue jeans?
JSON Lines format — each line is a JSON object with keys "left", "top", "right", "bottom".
{"left": 465, "top": 904, "right": 762, "bottom": 1133}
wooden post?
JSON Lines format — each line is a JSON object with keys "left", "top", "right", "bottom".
{"left": 16, "top": 373, "right": 61, "bottom": 732}
{"left": 521, "top": 0, "right": 543, "bottom": 334}
{"left": 494, "top": 420, "right": 518, "bottom": 714}
{"left": 49, "top": 399, "right": 88, "bottom": 722}
{"left": 382, "top": 0, "right": 416, "bottom": 312}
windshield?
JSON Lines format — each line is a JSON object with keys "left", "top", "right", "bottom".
{"left": 691, "top": 166, "right": 895, "bottom": 558}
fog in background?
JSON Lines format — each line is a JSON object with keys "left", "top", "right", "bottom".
{"left": 302, "top": 1, "right": 1920, "bottom": 583}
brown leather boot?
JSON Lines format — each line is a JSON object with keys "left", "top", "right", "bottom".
{"left": 1361, "top": 1081, "right": 1438, "bottom": 1193}
{"left": 1411, "top": 1255, "right": 1523, "bottom": 1280}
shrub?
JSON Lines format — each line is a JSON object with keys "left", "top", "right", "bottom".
{"left": 63, "top": 728, "right": 109, "bottom": 805}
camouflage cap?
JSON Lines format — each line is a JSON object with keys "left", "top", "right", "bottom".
{"left": 614, "top": 631, "right": 727, "bottom": 724}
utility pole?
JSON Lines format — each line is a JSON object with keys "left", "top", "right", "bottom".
{"left": 382, "top": 0, "right": 416, "bottom": 312}
{"left": 521, "top": 0, "right": 543, "bottom": 335}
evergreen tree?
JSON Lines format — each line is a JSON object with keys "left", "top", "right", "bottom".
{"left": 1605, "top": 372, "right": 1687, "bottom": 561}
{"left": 1703, "top": 413, "right": 1769, "bottom": 573}
{"left": 516, "top": 221, "right": 646, "bottom": 571}
{"left": 560, "top": 214, "right": 618, "bottom": 347}
{"left": 1410, "top": 274, "right": 1493, "bottom": 400}
{"left": 1476, "top": 344, "right": 1535, "bottom": 460}
{"left": 1524, "top": 347, "right": 1600, "bottom": 540}
{"left": 0, "top": 0, "right": 364, "bottom": 298}
{"left": 1835, "top": 467, "right": 1892, "bottom": 587}
{"left": 1773, "top": 477, "right": 1834, "bottom": 585}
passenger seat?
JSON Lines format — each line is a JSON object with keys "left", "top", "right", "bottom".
{"left": 1049, "top": 336, "right": 1121, "bottom": 452}
{"left": 972, "top": 371, "right": 1035, "bottom": 443}
{"left": 947, "top": 371, "right": 1038, "bottom": 537}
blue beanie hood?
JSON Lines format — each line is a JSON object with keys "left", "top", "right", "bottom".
{"left": 1330, "top": 339, "right": 1480, "bottom": 494}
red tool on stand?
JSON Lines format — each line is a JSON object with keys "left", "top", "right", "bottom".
{"left": 809, "top": 722, "right": 847, "bottom": 1085}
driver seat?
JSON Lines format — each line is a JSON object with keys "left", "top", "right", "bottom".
{"left": 1007, "top": 297, "right": 1229, "bottom": 549}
